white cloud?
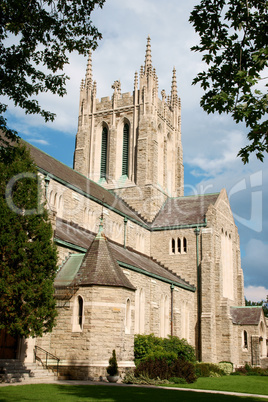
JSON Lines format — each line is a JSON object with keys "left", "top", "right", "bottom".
{"left": 27, "top": 138, "right": 49, "bottom": 146}
{"left": 244, "top": 286, "right": 268, "bottom": 302}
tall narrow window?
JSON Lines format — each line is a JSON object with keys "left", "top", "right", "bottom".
{"left": 183, "top": 237, "right": 187, "bottom": 253}
{"left": 100, "top": 126, "right": 108, "bottom": 179}
{"left": 126, "top": 299, "right": 131, "bottom": 334}
{"left": 122, "top": 123, "right": 129, "bottom": 176}
{"left": 78, "top": 296, "right": 83, "bottom": 328}
{"left": 177, "top": 238, "right": 181, "bottom": 253}
{"left": 72, "top": 295, "right": 83, "bottom": 332}
{"left": 243, "top": 330, "right": 248, "bottom": 349}
{"left": 171, "top": 239, "right": 175, "bottom": 254}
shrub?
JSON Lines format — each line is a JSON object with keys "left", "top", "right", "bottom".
{"left": 231, "top": 364, "right": 268, "bottom": 376}
{"left": 169, "top": 377, "right": 187, "bottom": 384}
{"left": 134, "top": 334, "right": 164, "bottom": 362}
{"left": 107, "top": 350, "right": 119, "bottom": 376}
{"left": 162, "top": 336, "right": 196, "bottom": 363}
{"left": 218, "top": 361, "right": 233, "bottom": 375}
{"left": 134, "top": 334, "right": 196, "bottom": 364}
{"left": 135, "top": 354, "right": 197, "bottom": 383}
{"left": 195, "top": 362, "right": 225, "bottom": 377}
{"left": 123, "top": 372, "right": 169, "bottom": 385}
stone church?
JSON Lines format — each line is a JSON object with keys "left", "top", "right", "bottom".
{"left": 4, "top": 37, "right": 267, "bottom": 379}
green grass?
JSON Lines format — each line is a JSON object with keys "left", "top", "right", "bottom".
{"left": 166, "top": 376, "right": 268, "bottom": 396}
{"left": 0, "top": 383, "right": 267, "bottom": 402}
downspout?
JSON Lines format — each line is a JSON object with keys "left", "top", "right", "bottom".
{"left": 170, "top": 283, "right": 174, "bottom": 336}
{"left": 194, "top": 227, "right": 201, "bottom": 361}
{"left": 124, "top": 217, "right": 128, "bottom": 249}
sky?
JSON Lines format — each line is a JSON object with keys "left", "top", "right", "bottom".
{"left": 3, "top": 0, "right": 268, "bottom": 302}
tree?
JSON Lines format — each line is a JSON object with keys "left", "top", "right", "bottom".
{"left": 245, "top": 296, "right": 268, "bottom": 317}
{"left": 0, "top": 143, "right": 58, "bottom": 337}
{"left": 189, "top": 0, "right": 268, "bottom": 163}
{"left": 0, "top": 0, "right": 105, "bottom": 144}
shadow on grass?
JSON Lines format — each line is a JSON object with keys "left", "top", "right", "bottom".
{"left": 0, "top": 384, "right": 267, "bottom": 402}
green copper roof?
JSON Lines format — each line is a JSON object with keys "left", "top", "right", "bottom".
{"left": 55, "top": 254, "right": 84, "bottom": 287}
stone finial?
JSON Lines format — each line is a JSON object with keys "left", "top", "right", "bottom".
{"left": 134, "top": 71, "right": 138, "bottom": 90}
{"left": 161, "top": 89, "right": 166, "bottom": 102}
{"left": 86, "top": 51, "right": 93, "bottom": 89}
{"left": 111, "top": 80, "right": 121, "bottom": 96}
{"left": 144, "top": 35, "right": 152, "bottom": 72}
{"left": 92, "top": 80, "right": 97, "bottom": 97}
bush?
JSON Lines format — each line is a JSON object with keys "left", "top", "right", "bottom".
{"left": 135, "top": 354, "right": 197, "bottom": 383}
{"left": 106, "top": 350, "right": 119, "bottom": 376}
{"left": 231, "top": 364, "right": 268, "bottom": 376}
{"left": 123, "top": 372, "right": 170, "bottom": 385}
{"left": 218, "top": 361, "right": 233, "bottom": 375}
{"left": 134, "top": 334, "right": 163, "bottom": 362}
{"left": 162, "top": 336, "right": 196, "bottom": 363}
{"left": 169, "top": 377, "right": 187, "bottom": 384}
{"left": 195, "top": 362, "right": 225, "bottom": 378}
{"left": 134, "top": 334, "right": 196, "bottom": 364}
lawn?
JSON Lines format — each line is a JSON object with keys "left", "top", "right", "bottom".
{"left": 0, "top": 383, "right": 267, "bottom": 402}
{"left": 166, "top": 376, "right": 268, "bottom": 396}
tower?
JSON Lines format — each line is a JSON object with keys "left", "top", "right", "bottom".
{"left": 74, "top": 37, "right": 184, "bottom": 221}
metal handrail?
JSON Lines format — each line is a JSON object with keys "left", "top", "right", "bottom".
{"left": 34, "top": 346, "right": 60, "bottom": 376}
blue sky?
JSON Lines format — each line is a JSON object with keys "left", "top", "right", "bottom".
{"left": 3, "top": 0, "right": 268, "bottom": 301}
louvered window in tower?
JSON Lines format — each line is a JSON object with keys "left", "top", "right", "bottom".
{"left": 122, "top": 123, "right": 129, "bottom": 176}
{"left": 100, "top": 127, "right": 108, "bottom": 179}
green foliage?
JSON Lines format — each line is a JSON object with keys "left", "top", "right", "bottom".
{"left": 245, "top": 297, "right": 268, "bottom": 317}
{"left": 123, "top": 372, "right": 170, "bottom": 385}
{"left": 218, "top": 362, "right": 234, "bottom": 375}
{"left": 169, "top": 376, "right": 187, "bottom": 384}
{"left": 162, "top": 335, "right": 197, "bottom": 363}
{"left": 195, "top": 362, "right": 225, "bottom": 378}
{"left": 0, "top": 144, "right": 58, "bottom": 338}
{"left": 231, "top": 364, "right": 268, "bottom": 376}
{"left": 0, "top": 0, "right": 105, "bottom": 142}
{"left": 134, "top": 334, "right": 196, "bottom": 364}
{"left": 189, "top": 0, "right": 268, "bottom": 163}
{"left": 107, "top": 350, "right": 119, "bottom": 376}
{"left": 135, "top": 354, "right": 197, "bottom": 383}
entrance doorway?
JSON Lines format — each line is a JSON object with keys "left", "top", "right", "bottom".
{"left": 0, "top": 329, "right": 18, "bottom": 359}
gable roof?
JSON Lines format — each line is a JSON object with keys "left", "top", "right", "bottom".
{"left": 151, "top": 194, "right": 219, "bottom": 228}
{"left": 26, "top": 143, "right": 146, "bottom": 226}
{"left": 55, "top": 218, "right": 195, "bottom": 292}
{"left": 230, "top": 306, "right": 263, "bottom": 325}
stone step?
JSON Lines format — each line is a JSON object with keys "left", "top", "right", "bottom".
{"left": 0, "top": 359, "right": 57, "bottom": 383}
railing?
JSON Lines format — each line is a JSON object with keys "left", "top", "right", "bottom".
{"left": 34, "top": 346, "right": 60, "bottom": 376}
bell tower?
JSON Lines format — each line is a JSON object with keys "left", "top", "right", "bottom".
{"left": 73, "top": 37, "right": 184, "bottom": 221}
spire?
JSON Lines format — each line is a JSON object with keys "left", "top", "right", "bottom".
{"left": 85, "top": 51, "right": 93, "bottom": 89}
{"left": 144, "top": 36, "right": 152, "bottom": 72}
{"left": 171, "top": 67, "right": 178, "bottom": 104}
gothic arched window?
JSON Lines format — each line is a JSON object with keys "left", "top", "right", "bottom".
{"left": 72, "top": 295, "right": 84, "bottom": 332}
{"left": 243, "top": 330, "right": 248, "bottom": 349}
{"left": 177, "top": 238, "right": 181, "bottom": 253}
{"left": 100, "top": 126, "right": 108, "bottom": 179}
{"left": 183, "top": 237, "right": 187, "bottom": 253}
{"left": 122, "top": 123, "right": 129, "bottom": 177}
{"left": 126, "top": 298, "right": 131, "bottom": 334}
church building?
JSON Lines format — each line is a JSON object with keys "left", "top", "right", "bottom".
{"left": 8, "top": 38, "right": 268, "bottom": 379}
